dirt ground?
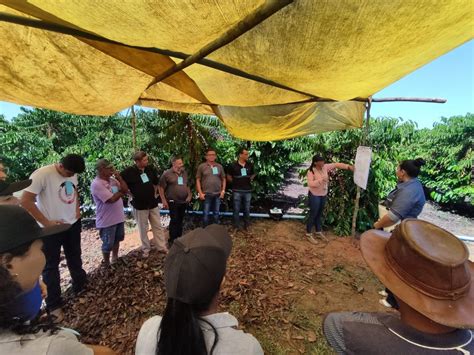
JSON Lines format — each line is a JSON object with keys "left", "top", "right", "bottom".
{"left": 60, "top": 219, "right": 391, "bottom": 354}
{"left": 56, "top": 165, "right": 473, "bottom": 353}
{"left": 275, "top": 164, "right": 474, "bottom": 260}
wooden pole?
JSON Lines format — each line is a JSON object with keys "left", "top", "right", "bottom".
{"left": 268, "top": 96, "right": 448, "bottom": 105}
{"left": 351, "top": 98, "right": 371, "bottom": 237}
{"left": 371, "top": 97, "right": 446, "bottom": 103}
{"left": 131, "top": 105, "right": 137, "bottom": 151}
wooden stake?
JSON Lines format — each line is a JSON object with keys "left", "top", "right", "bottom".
{"left": 131, "top": 105, "right": 137, "bottom": 151}
{"left": 351, "top": 98, "right": 371, "bottom": 237}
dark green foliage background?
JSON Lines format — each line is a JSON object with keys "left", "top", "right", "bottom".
{"left": 1, "top": 108, "right": 472, "bottom": 235}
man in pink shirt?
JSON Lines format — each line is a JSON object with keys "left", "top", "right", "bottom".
{"left": 306, "top": 155, "right": 353, "bottom": 243}
{"left": 91, "top": 159, "right": 128, "bottom": 266}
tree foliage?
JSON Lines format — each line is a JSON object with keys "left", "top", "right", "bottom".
{"left": 416, "top": 115, "right": 473, "bottom": 204}
{"left": 0, "top": 108, "right": 471, "bottom": 234}
{"left": 0, "top": 108, "right": 310, "bottom": 210}
{"left": 302, "top": 115, "right": 473, "bottom": 235}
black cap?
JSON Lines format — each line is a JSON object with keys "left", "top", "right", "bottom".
{"left": 164, "top": 225, "right": 232, "bottom": 304}
{"left": 0, "top": 205, "right": 71, "bottom": 253}
{"left": 0, "top": 179, "right": 32, "bottom": 196}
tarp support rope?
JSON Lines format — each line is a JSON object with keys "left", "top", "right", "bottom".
{"left": 145, "top": 0, "right": 294, "bottom": 88}
{"left": 0, "top": 8, "right": 332, "bottom": 101}
{"left": 0, "top": 12, "right": 450, "bottom": 106}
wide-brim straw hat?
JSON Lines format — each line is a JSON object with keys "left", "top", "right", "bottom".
{"left": 361, "top": 219, "right": 473, "bottom": 328}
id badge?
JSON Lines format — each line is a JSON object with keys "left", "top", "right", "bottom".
{"left": 177, "top": 176, "right": 184, "bottom": 185}
{"left": 111, "top": 186, "right": 119, "bottom": 193}
{"left": 65, "top": 181, "right": 74, "bottom": 196}
{"left": 212, "top": 166, "right": 219, "bottom": 175}
{"left": 241, "top": 168, "right": 247, "bottom": 177}
{"left": 140, "top": 173, "right": 149, "bottom": 183}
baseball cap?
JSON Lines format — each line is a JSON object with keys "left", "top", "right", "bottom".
{"left": 95, "top": 159, "right": 114, "bottom": 170}
{"left": 164, "top": 224, "right": 232, "bottom": 304}
{"left": 0, "top": 205, "right": 71, "bottom": 253}
{"left": 0, "top": 179, "right": 32, "bottom": 196}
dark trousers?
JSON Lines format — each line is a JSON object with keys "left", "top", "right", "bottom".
{"left": 233, "top": 191, "right": 251, "bottom": 228}
{"left": 42, "top": 219, "right": 87, "bottom": 311}
{"left": 307, "top": 193, "right": 327, "bottom": 233}
{"left": 169, "top": 201, "right": 186, "bottom": 243}
{"left": 203, "top": 194, "right": 220, "bottom": 226}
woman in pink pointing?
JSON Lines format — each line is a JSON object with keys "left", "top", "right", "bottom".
{"left": 306, "top": 155, "right": 353, "bottom": 243}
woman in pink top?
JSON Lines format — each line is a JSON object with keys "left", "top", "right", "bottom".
{"left": 306, "top": 155, "right": 353, "bottom": 242}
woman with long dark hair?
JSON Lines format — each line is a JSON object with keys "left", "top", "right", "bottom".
{"left": 374, "top": 158, "right": 426, "bottom": 309}
{"left": 0, "top": 205, "right": 115, "bottom": 355}
{"left": 306, "top": 155, "right": 353, "bottom": 243}
{"left": 136, "top": 225, "right": 263, "bottom": 355}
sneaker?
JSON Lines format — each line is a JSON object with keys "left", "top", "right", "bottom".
{"left": 378, "top": 290, "right": 388, "bottom": 297}
{"left": 142, "top": 250, "right": 150, "bottom": 258}
{"left": 49, "top": 308, "right": 64, "bottom": 323}
{"left": 315, "top": 232, "right": 328, "bottom": 242}
{"left": 111, "top": 255, "right": 118, "bottom": 264}
{"left": 305, "top": 233, "right": 318, "bottom": 244}
{"left": 379, "top": 298, "right": 392, "bottom": 308}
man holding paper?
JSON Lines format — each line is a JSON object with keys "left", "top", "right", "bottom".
{"left": 21, "top": 153, "right": 88, "bottom": 321}
{"left": 91, "top": 159, "right": 128, "bottom": 266}
{"left": 158, "top": 156, "right": 192, "bottom": 245}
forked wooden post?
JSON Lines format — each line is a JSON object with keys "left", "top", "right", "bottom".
{"left": 351, "top": 98, "right": 372, "bottom": 237}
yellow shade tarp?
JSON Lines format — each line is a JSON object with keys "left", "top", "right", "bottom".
{"left": 0, "top": 1, "right": 472, "bottom": 140}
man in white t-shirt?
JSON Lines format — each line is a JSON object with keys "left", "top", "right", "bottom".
{"left": 21, "top": 154, "right": 87, "bottom": 321}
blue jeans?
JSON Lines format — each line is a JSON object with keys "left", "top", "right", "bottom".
{"left": 233, "top": 191, "right": 251, "bottom": 228}
{"left": 203, "top": 193, "right": 220, "bottom": 226}
{"left": 307, "top": 193, "right": 326, "bottom": 233}
{"left": 42, "top": 219, "right": 87, "bottom": 311}
{"left": 99, "top": 222, "right": 125, "bottom": 252}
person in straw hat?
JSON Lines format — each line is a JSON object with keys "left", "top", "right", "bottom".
{"left": 323, "top": 219, "right": 473, "bottom": 354}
